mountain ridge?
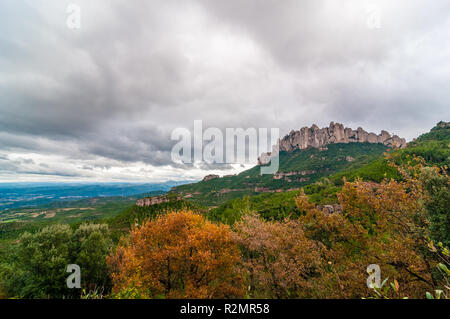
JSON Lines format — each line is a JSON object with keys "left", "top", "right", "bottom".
{"left": 172, "top": 142, "right": 388, "bottom": 205}
{"left": 259, "top": 122, "right": 406, "bottom": 165}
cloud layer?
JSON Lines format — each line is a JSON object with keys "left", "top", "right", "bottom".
{"left": 0, "top": 0, "right": 449, "bottom": 181}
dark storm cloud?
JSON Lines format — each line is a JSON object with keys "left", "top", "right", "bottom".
{"left": 0, "top": 0, "right": 449, "bottom": 180}
{"left": 198, "top": 0, "right": 450, "bottom": 133}
{"left": 0, "top": 0, "right": 200, "bottom": 172}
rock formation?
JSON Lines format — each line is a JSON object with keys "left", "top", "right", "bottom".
{"left": 317, "top": 204, "right": 343, "bottom": 214}
{"left": 436, "top": 121, "right": 449, "bottom": 129}
{"left": 273, "top": 170, "right": 316, "bottom": 180}
{"left": 258, "top": 152, "right": 273, "bottom": 166}
{"left": 136, "top": 195, "right": 180, "bottom": 207}
{"left": 203, "top": 174, "right": 219, "bottom": 181}
{"left": 258, "top": 122, "right": 406, "bottom": 165}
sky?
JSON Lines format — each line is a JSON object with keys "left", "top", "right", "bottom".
{"left": 0, "top": 0, "right": 449, "bottom": 182}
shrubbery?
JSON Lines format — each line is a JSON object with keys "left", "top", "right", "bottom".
{"left": 108, "top": 163, "right": 449, "bottom": 299}
{"left": 0, "top": 223, "right": 112, "bottom": 298}
{"left": 108, "top": 211, "right": 245, "bottom": 298}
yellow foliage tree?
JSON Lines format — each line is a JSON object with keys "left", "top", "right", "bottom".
{"left": 296, "top": 178, "right": 434, "bottom": 298}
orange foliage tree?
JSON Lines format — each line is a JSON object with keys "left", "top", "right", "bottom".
{"left": 108, "top": 211, "right": 244, "bottom": 298}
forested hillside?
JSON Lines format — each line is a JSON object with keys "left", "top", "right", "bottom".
{"left": 207, "top": 122, "right": 449, "bottom": 225}
{"left": 173, "top": 142, "right": 389, "bottom": 205}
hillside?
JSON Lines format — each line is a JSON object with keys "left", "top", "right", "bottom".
{"left": 172, "top": 122, "right": 449, "bottom": 207}
{"left": 205, "top": 121, "right": 449, "bottom": 224}
{"left": 400, "top": 121, "right": 450, "bottom": 168}
{"left": 173, "top": 141, "right": 389, "bottom": 206}
{"left": 171, "top": 122, "right": 413, "bottom": 206}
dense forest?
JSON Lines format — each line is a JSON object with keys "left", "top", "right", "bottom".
{"left": 0, "top": 122, "right": 448, "bottom": 299}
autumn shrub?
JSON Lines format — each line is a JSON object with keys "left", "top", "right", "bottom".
{"left": 234, "top": 213, "right": 325, "bottom": 298}
{"left": 108, "top": 210, "right": 245, "bottom": 298}
{"left": 426, "top": 239, "right": 450, "bottom": 299}
{"left": 295, "top": 177, "right": 435, "bottom": 298}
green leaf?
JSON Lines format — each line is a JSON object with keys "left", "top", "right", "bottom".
{"left": 390, "top": 282, "right": 396, "bottom": 291}
{"left": 426, "top": 292, "right": 434, "bottom": 299}
{"left": 381, "top": 277, "right": 389, "bottom": 288}
{"left": 373, "top": 288, "right": 382, "bottom": 298}
{"left": 390, "top": 279, "right": 399, "bottom": 292}
{"left": 438, "top": 263, "right": 450, "bottom": 275}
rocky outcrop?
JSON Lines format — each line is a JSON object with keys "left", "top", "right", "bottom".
{"left": 254, "top": 187, "right": 283, "bottom": 193}
{"left": 273, "top": 170, "right": 316, "bottom": 180}
{"left": 258, "top": 122, "right": 406, "bottom": 165}
{"left": 317, "top": 204, "right": 343, "bottom": 214}
{"left": 279, "top": 122, "right": 406, "bottom": 151}
{"left": 346, "top": 156, "right": 355, "bottom": 162}
{"left": 258, "top": 152, "right": 273, "bottom": 166}
{"left": 136, "top": 195, "right": 180, "bottom": 207}
{"left": 436, "top": 121, "right": 450, "bottom": 129}
{"left": 203, "top": 174, "right": 219, "bottom": 181}
{"left": 215, "top": 188, "right": 246, "bottom": 196}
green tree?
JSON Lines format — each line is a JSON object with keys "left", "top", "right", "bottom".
{"left": 0, "top": 223, "right": 112, "bottom": 298}
{"left": 72, "top": 223, "right": 112, "bottom": 292}
{"left": 419, "top": 167, "right": 450, "bottom": 247}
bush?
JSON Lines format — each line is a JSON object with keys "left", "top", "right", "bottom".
{"left": 234, "top": 214, "right": 324, "bottom": 298}
{"left": 0, "top": 223, "right": 112, "bottom": 298}
{"left": 108, "top": 211, "right": 244, "bottom": 298}
{"left": 419, "top": 167, "right": 450, "bottom": 247}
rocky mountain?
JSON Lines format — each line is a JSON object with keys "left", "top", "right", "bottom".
{"left": 259, "top": 122, "right": 406, "bottom": 165}
{"left": 134, "top": 121, "right": 447, "bottom": 219}
{"left": 172, "top": 142, "right": 389, "bottom": 206}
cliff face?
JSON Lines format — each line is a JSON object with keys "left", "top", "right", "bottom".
{"left": 136, "top": 195, "right": 180, "bottom": 207}
{"left": 203, "top": 174, "right": 219, "bottom": 181}
{"left": 259, "top": 122, "right": 406, "bottom": 165}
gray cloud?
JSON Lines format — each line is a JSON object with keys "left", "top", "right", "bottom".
{"left": 0, "top": 0, "right": 449, "bottom": 180}
{"left": 198, "top": 0, "right": 450, "bottom": 133}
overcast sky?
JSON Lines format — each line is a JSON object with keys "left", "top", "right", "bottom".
{"left": 0, "top": 0, "right": 449, "bottom": 182}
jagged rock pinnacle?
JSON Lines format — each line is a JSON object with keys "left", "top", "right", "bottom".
{"left": 258, "top": 122, "right": 406, "bottom": 165}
